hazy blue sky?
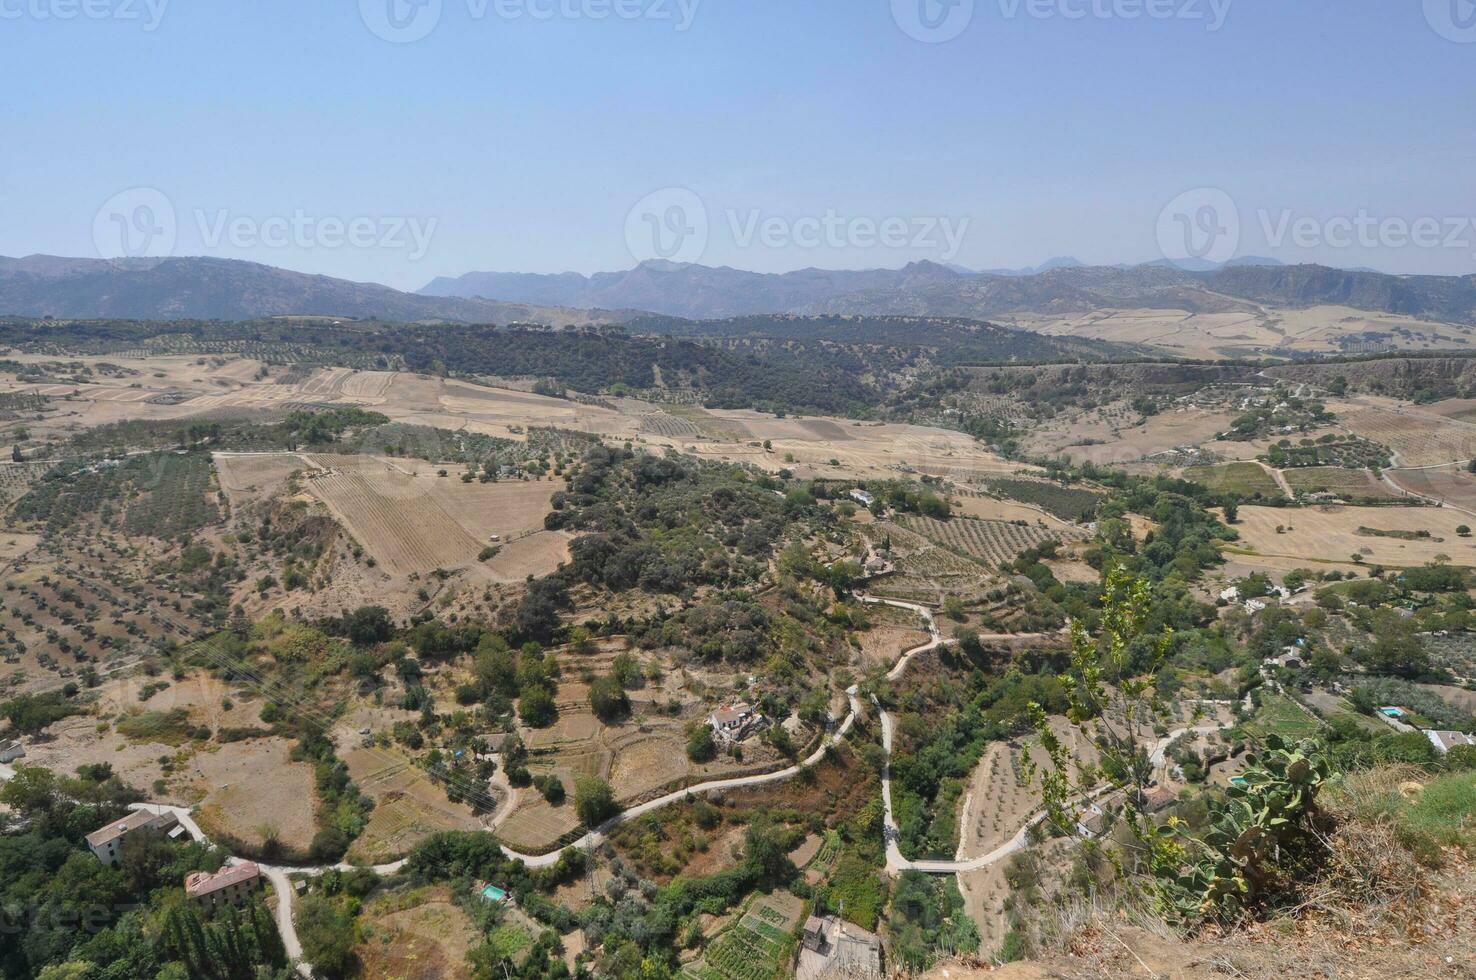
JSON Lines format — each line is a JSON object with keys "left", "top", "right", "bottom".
{"left": 3, "top": 0, "right": 1474, "bottom": 288}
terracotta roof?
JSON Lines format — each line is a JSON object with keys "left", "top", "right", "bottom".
{"left": 186, "top": 862, "right": 261, "bottom": 898}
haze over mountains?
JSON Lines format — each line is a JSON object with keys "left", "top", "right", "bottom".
{"left": 423, "top": 259, "right": 1476, "bottom": 325}
{"left": 0, "top": 254, "right": 609, "bottom": 326}
{"left": 4, "top": 253, "right": 1476, "bottom": 336}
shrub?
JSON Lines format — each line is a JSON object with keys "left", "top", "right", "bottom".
{"left": 517, "top": 685, "right": 557, "bottom": 727}
{"left": 575, "top": 776, "right": 618, "bottom": 827}
{"left": 588, "top": 674, "right": 629, "bottom": 722}
{"left": 687, "top": 725, "right": 716, "bottom": 763}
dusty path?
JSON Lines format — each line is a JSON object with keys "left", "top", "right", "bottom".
{"left": 860, "top": 597, "right": 1235, "bottom": 876}
{"left": 0, "top": 594, "right": 1071, "bottom": 974}
{"left": 1255, "top": 460, "right": 1294, "bottom": 499}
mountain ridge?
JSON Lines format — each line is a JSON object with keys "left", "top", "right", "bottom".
{"left": 423, "top": 259, "right": 1476, "bottom": 324}
{"left": 0, "top": 254, "right": 616, "bottom": 325}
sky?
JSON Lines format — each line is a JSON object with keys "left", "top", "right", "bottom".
{"left": 2, "top": 0, "right": 1475, "bottom": 289}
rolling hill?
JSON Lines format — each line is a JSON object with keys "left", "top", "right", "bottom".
{"left": 423, "top": 259, "right": 1476, "bottom": 325}
{"left": 0, "top": 254, "right": 613, "bottom": 325}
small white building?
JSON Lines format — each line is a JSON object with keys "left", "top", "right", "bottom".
{"left": 849, "top": 489, "right": 876, "bottom": 508}
{"left": 186, "top": 863, "right": 262, "bottom": 913}
{"left": 1219, "top": 586, "right": 1240, "bottom": 603}
{"left": 1426, "top": 730, "right": 1476, "bottom": 755}
{"left": 706, "top": 703, "right": 762, "bottom": 745}
{"left": 0, "top": 739, "right": 24, "bottom": 764}
{"left": 1243, "top": 598, "right": 1267, "bottom": 614}
{"left": 85, "top": 809, "right": 180, "bottom": 866}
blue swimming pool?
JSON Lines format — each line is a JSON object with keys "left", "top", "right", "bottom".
{"left": 481, "top": 884, "right": 507, "bottom": 903}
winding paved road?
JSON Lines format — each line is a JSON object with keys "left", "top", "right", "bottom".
{"left": 0, "top": 594, "right": 1119, "bottom": 974}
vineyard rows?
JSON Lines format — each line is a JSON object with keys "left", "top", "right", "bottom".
{"left": 898, "top": 514, "right": 1079, "bottom": 568}
{"left": 640, "top": 412, "right": 701, "bottom": 439}
{"left": 984, "top": 477, "right": 1101, "bottom": 521}
{"left": 306, "top": 464, "right": 485, "bottom": 576}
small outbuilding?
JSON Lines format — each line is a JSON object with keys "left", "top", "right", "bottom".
{"left": 797, "top": 914, "right": 882, "bottom": 980}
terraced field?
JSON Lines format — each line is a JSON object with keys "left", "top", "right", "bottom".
{"left": 683, "top": 894, "right": 802, "bottom": 980}
{"left": 897, "top": 514, "right": 1083, "bottom": 568}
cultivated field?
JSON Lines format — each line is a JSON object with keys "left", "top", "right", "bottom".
{"left": 863, "top": 521, "right": 996, "bottom": 603}
{"left": 356, "top": 885, "right": 480, "bottom": 980}
{"left": 684, "top": 892, "right": 803, "bottom": 980}
{"left": 896, "top": 514, "right": 1084, "bottom": 568}
{"left": 1018, "top": 304, "right": 1476, "bottom": 359}
{"left": 341, "top": 747, "right": 487, "bottom": 864}
{"left": 1182, "top": 462, "right": 1285, "bottom": 499}
{"left": 1337, "top": 402, "right": 1476, "bottom": 467}
{"left": 298, "top": 454, "right": 564, "bottom": 579}
{"left": 1283, "top": 466, "right": 1401, "bottom": 500}
{"left": 1385, "top": 464, "right": 1476, "bottom": 513}
{"left": 214, "top": 452, "right": 308, "bottom": 507}
{"left": 1025, "top": 404, "right": 1238, "bottom": 466}
{"left": 1228, "top": 504, "right": 1476, "bottom": 568}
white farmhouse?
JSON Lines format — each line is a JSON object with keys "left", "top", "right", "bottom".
{"left": 1426, "top": 730, "right": 1476, "bottom": 755}
{"left": 85, "top": 810, "right": 180, "bottom": 866}
{"left": 706, "top": 703, "right": 763, "bottom": 745}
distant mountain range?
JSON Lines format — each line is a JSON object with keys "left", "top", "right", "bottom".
{"left": 424, "top": 259, "right": 1476, "bottom": 325}
{"left": 4, "top": 252, "right": 1475, "bottom": 332}
{"left": 0, "top": 255, "right": 611, "bottom": 325}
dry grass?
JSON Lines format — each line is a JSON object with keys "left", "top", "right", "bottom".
{"left": 1228, "top": 504, "right": 1476, "bottom": 568}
